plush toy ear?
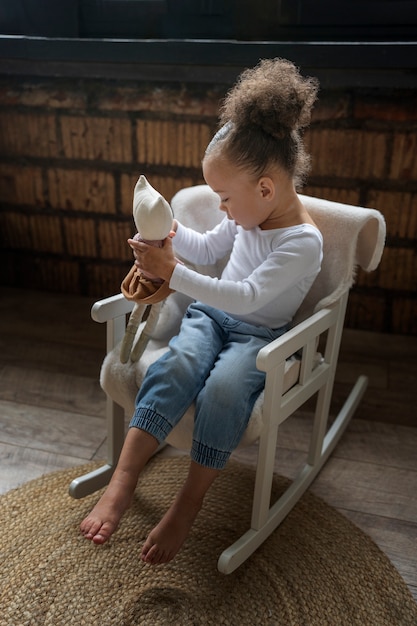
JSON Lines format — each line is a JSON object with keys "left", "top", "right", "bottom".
{"left": 133, "top": 175, "right": 173, "bottom": 240}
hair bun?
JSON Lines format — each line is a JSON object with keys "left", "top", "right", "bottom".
{"left": 220, "top": 58, "right": 319, "bottom": 138}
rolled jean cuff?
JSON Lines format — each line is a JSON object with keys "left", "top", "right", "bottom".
{"left": 191, "top": 440, "right": 230, "bottom": 470}
{"left": 129, "top": 407, "right": 171, "bottom": 443}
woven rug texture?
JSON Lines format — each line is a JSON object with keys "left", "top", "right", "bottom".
{"left": 1, "top": 456, "right": 416, "bottom": 626}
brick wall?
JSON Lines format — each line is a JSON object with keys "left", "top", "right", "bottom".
{"left": 0, "top": 76, "right": 416, "bottom": 334}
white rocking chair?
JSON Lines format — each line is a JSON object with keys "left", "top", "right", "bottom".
{"left": 69, "top": 185, "right": 386, "bottom": 574}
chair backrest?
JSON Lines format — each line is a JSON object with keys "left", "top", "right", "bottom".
{"left": 294, "top": 194, "right": 386, "bottom": 324}
{"left": 171, "top": 185, "right": 227, "bottom": 278}
{"left": 171, "top": 185, "right": 386, "bottom": 323}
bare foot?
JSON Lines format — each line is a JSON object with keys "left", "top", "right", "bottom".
{"left": 80, "top": 473, "right": 136, "bottom": 544}
{"left": 80, "top": 428, "right": 160, "bottom": 545}
{"left": 141, "top": 493, "right": 203, "bottom": 565}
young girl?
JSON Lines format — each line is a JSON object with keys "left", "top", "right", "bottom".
{"left": 80, "top": 58, "right": 322, "bottom": 566}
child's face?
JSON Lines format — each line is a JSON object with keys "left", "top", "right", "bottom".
{"left": 202, "top": 156, "right": 272, "bottom": 230}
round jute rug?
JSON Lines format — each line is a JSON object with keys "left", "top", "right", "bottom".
{"left": 1, "top": 457, "right": 416, "bottom": 626}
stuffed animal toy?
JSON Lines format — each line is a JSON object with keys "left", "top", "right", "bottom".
{"left": 120, "top": 175, "right": 174, "bottom": 363}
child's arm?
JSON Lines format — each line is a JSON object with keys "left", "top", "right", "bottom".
{"left": 129, "top": 217, "right": 236, "bottom": 282}
{"left": 170, "top": 228, "right": 323, "bottom": 316}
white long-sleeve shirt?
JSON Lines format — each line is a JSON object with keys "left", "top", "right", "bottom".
{"left": 170, "top": 217, "right": 323, "bottom": 328}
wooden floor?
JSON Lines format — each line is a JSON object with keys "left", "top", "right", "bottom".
{"left": 1, "top": 285, "right": 416, "bottom": 601}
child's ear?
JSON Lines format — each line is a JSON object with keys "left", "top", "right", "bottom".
{"left": 259, "top": 177, "right": 275, "bottom": 201}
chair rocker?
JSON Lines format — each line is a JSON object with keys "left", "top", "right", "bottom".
{"left": 69, "top": 185, "right": 386, "bottom": 574}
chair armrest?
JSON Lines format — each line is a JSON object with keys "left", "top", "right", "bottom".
{"left": 256, "top": 306, "right": 339, "bottom": 373}
{"left": 91, "top": 293, "right": 134, "bottom": 323}
{"left": 91, "top": 294, "right": 135, "bottom": 353}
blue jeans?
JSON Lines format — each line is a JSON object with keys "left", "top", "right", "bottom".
{"left": 130, "top": 302, "right": 287, "bottom": 470}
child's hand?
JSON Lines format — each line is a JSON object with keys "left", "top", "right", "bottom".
{"left": 128, "top": 234, "right": 177, "bottom": 282}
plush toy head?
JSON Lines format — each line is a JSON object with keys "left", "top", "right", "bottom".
{"left": 133, "top": 175, "right": 173, "bottom": 241}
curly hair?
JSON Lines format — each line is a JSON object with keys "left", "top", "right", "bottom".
{"left": 205, "top": 58, "right": 319, "bottom": 188}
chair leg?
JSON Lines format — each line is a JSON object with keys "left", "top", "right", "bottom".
{"left": 68, "top": 398, "right": 125, "bottom": 499}
{"left": 217, "top": 375, "right": 368, "bottom": 574}
{"left": 320, "top": 375, "right": 368, "bottom": 463}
